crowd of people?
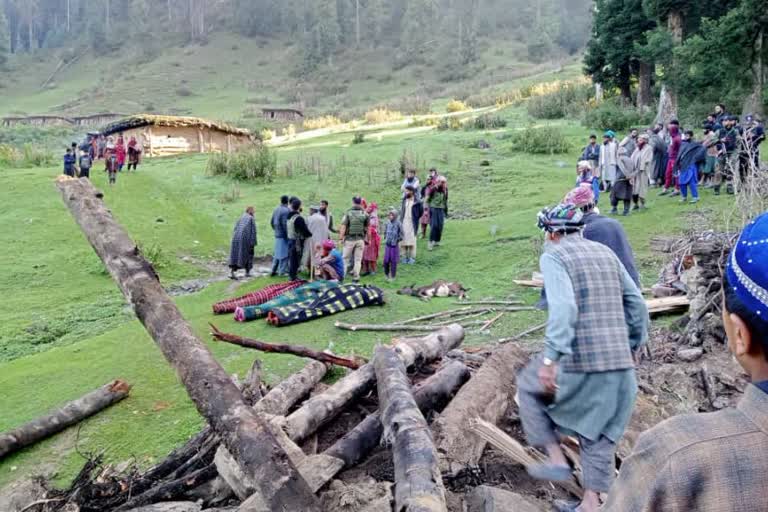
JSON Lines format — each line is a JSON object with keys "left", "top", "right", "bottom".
{"left": 227, "top": 168, "right": 450, "bottom": 284}
{"left": 578, "top": 106, "right": 765, "bottom": 214}
{"left": 62, "top": 133, "right": 142, "bottom": 186}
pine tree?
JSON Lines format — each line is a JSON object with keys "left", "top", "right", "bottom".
{"left": 0, "top": 8, "right": 9, "bottom": 68}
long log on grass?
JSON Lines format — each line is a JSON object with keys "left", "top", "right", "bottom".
{"left": 324, "top": 360, "right": 471, "bottom": 469}
{"left": 396, "top": 306, "right": 481, "bottom": 325}
{"left": 55, "top": 177, "right": 320, "bottom": 511}
{"left": 453, "top": 300, "right": 524, "bottom": 306}
{"left": 253, "top": 360, "right": 328, "bottom": 417}
{"left": 210, "top": 324, "right": 364, "bottom": 369}
{"left": 0, "top": 380, "right": 131, "bottom": 459}
{"left": 374, "top": 345, "right": 447, "bottom": 512}
{"left": 283, "top": 324, "right": 464, "bottom": 443}
{"left": 433, "top": 342, "right": 530, "bottom": 473}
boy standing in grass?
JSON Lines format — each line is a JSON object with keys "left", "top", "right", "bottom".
{"left": 78, "top": 150, "right": 92, "bottom": 179}
{"left": 383, "top": 209, "right": 403, "bottom": 282}
{"left": 105, "top": 148, "right": 118, "bottom": 185}
{"left": 63, "top": 148, "right": 76, "bottom": 177}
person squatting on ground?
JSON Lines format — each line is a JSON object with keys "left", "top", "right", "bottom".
{"left": 228, "top": 206, "right": 257, "bottom": 280}
{"left": 361, "top": 202, "right": 381, "bottom": 276}
{"left": 383, "top": 209, "right": 404, "bottom": 282}
{"left": 660, "top": 120, "right": 682, "bottom": 196}
{"left": 518, "top": 204, "right": 648, "bottom": 512}
{"left": 270, "top": 195, "right": 291, "bottom": 277}
{"left": 674, "top": 130, "right": 706, "bottom": 204}
{"left": 340, "top": 196, "right": 370, "bottom": 284}
{"left": 286, "top": 198, "right": 312, "bottom": 281}
{"left": 609, "top": 145, "right": 638, "bottom": 216}
{"left": 603, "top": 210, "right": 768, "bottom": 511}
{"left": 314, "top": 239, "right": 345, "bottom": 282}
{"left": 427, "top": 175, "right": 448, "bottom": 251}
{"left": 630, "top": 133, "right": 653, "bottom": 210}
{"left": 400, "top": 185, "right": 423, "bottom": 264}
{"left": 598, "top": 131, "right": 618, "bottom": 192}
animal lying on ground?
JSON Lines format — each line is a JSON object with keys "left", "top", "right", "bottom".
{"left": 397, "top": 280, "right": 469, "bottom": 301}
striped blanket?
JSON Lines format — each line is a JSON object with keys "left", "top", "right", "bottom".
{"left": 213, "top": 280, "right": 306, "bottom": 314}
{"left": 235, "top": 281, "right": 340, "bottom": 322}
{"left": 266, "top": 285, "right": 385, "bottom": 327}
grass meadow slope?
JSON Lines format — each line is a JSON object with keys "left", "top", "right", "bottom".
{"left": 0, "top": 104, "right": 732, "bottom": 488}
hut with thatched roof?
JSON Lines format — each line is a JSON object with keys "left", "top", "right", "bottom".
{"left": 102, "top": 114, "right": 254, "bottom": 158}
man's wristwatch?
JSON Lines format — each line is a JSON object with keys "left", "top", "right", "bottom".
{"left": 542, "top": 357, "right": 554, "bottom": 367}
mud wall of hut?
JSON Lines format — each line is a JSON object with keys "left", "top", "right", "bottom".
{"left": 115, "top": 126, "right": 252, "bottom": 157}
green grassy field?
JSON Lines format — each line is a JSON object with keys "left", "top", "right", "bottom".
{"left": 0, "top": 104, "right": 732, "bottom": 489}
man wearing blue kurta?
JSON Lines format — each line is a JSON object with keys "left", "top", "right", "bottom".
{"left": 518, "top": 204, "right": 649, "bottom": 512}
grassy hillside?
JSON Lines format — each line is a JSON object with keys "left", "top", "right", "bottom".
{"left": 0, "top": 103, "right": 732, "bottom": 490}
{"left": 0, "top": 32, "right": 581, "bottom": 123}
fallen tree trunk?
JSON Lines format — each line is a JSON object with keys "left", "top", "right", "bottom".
{"left": 335, "top": 321, "right": 453, "bottom": 332}
{"left": 396, "top": 306, "right": 480, "bottom": 325}
{"left": 433, "top": 343, "right": 530, "bottom": 473}
{"left": 0, "top": 380, "right": 131, "bottom": 459}
{"left": 453, "top": 301, "right": 524, "bottom": 306}
{"left": 283, "top": 324, "right": 464, "bottom": 443}
{"left": 374, "top": 345, "right": 447, "bottom": 512}
{"left": 55, "top": 177, "right": 320, "bottom": 511}
{"left": 210, "top": 324, "right": 364, "bottom": 369}
{"left": 253, "top": 360, "right": 328, "bottom": 417}
{"left": 325, "top": 360, "right": 471, "bottom": 469}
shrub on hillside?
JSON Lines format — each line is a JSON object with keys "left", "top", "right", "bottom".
{"left": 0, "top": 143, "right": 55, "bottom": 168}
{"left": 467, "top": 114, "right": 507, "bottom": 130}
{"left": 352, "top": 132, "right": 366, "bottom": 144}
{"left": 446, "top": 99, "right": 469, "bottom": 113}
{"left": 527, "top": 82, "right": 592, "bottom": 119}
{"left": 259, "top": 129, "right": 276, "bottom": 141}
{"left": 383, "top": 96, "right": 432, "bottom": 115}
{"left": 437, "top": 117, "right": 463, "bottom": 131}
{"left": 364, "top": 108, "right": 403, "bottom": 124}
{"left": 582, "top": 99, "right": 653, "bottom": 131}
{"left": 206, "top": 146, "right": 276, "bottom": 183}
{"left": 506, "top": 126, "right": 571, "bottom": 154}
{"left": 303, "top": 115, "right": 343, "bottom": 130}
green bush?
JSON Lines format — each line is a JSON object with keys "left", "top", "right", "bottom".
{"left": 582, "top": 99, "right": 653, "bottom": 131}
{"left": 467, "top": 114, "right": 507, "bottom": 130}
{"left": 437, "top": 117, "right": 463, "bottom": 131}
{"left": 206, "top": 145, "right": 276, "bottom": 183}
{"left": 0, "top": 143, "right": 55, "bottom": 168}
{"left": 527, "top": 82, "right": 592, "bottom": 119}
{"left": 352, "top": 132, "right": 366, "bottom": 144}
{"left": 506, "top": 125, "right": 571, "bottom": 154}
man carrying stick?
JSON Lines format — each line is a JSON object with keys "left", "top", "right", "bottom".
{"left": 517, "top": 204, "right": 648, "bottom": 512}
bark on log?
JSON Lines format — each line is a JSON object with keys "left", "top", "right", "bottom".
{"left": 55, "top": 177, "right": 320, "bottom": 511}
{"left": 283, "top": 325, "right": 465, "bottom": 443}
{"left": 433, "top": 343, "right": 530, "bottom": 473}
{"left": 0, "top": 379, "right": 131, "bottom": 459}
{"left": 374, "top": 345, "right": 447, "bottom": 512}
{"left": 116, "top": 464, "right": 218, "bottom": 511}
{"left": 210, "top": 324, "right": 364, "bottom": 369}
{"left": 325, "top": 360, "right": 471, "bottom": 468}
{"left": 253, "top": 360, "right": 328, "bottom": 417}
{"left": 241, "top": 359, "right": 263, "bottom": 406}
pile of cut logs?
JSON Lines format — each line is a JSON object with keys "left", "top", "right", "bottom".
{"left": 10, "top": 178, "right": 558, "bottom": 512}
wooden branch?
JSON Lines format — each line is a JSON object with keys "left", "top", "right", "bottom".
{"left": 283, "top": 325, "right": 465, "bottom": 443}
{"left": 396, "top": 306, "right": 479, "bottom": 325}
{"left": 336, "top": 321, "right": 449, "bottom": 332}
{"left": 115, "top": 464, "right": 218, "bottom": 511}
{"left": 325, "top": 360, "right": 470, "bottom": 469}
{"left": 55, "top": 177, "right": 320, "bottom": 511}
{"left": 513, "top": 279, "right": 544, "bottom": 288}
{"left": 479, "top": 312, "right": 504, "bottom": 331}
{"left": 496, "top": 322, "right": 547, "bottom": 344}
{"left": 0, "top": 380, "right": 131, "bottom": 459}
{"left": 433, "top": 343, "right": 530, "bottom": 473}
{"left": 453, "top": 300, "right": 524, "bottom": 306}
{"left": 210, "top": 323, "right": 364, "bottom": 369}
{"left": 374, "top": 345, "right": 447, "bottom": 512}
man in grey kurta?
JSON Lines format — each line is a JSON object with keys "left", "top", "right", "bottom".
{"left": 306, "top": 206, "right": 330, "bottom": 272}
{"left": 229, "top": 207, "right": 257, "bottom": 279}
{"left": 518, "top": 204, "right": 648, "bottom": 512}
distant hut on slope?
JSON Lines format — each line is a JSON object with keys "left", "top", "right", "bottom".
{"left": 262, "top": 107, "right": 304, "bottom": 122}
{"left": 101, "top": 114, "right": 253, "bottom": 158}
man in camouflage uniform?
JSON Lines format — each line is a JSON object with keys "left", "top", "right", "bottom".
{"left": 339, "top": 196, "right": 370, "bottom": 284}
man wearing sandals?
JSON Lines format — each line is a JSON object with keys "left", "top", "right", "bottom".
{"left": 518, "top": 204, "right": 648, "bottom": 512}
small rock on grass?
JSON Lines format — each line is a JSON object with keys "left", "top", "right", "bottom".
{"left": 677, "top": 348, "right": 704, "bottom": 362}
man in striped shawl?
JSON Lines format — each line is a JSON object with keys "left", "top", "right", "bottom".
{"left": 229, "top": 207, "right": 257, "bottom": 280}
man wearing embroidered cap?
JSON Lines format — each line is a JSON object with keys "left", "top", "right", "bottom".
{"left": 518, "top": 204, "right": 648, "bottom": 512}
{"left": 604, "top": 211, "right": 768, "bottom": 511}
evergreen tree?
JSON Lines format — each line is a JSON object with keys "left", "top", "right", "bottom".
{"left": 0, "top": 8, "right": 9, "bottom": 68}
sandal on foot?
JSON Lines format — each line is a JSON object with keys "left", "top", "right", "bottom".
{"left": 526, "top": 463, "right": 572, "bottom": 482}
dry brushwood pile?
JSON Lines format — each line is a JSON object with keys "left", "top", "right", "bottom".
{"left": 3, "top": 179, "right": 752, "bottom": 512}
